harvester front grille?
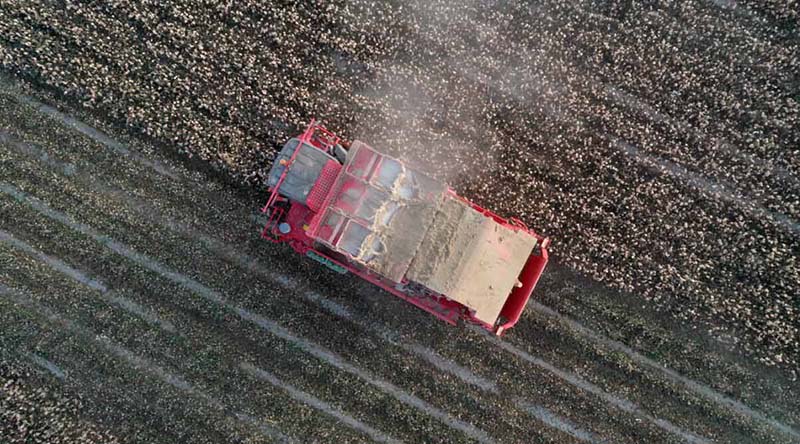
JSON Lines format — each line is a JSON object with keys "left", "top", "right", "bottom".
{"left": 306, "top": 159, "right": 342, "bottom": 212}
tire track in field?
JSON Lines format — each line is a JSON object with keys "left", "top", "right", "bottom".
{"left": 559, "top": 2, "right": 798, "bottom": 161}
{"left": 23, "top": 351, "right": 67, "bottom": 380}
{"left": 3, "top": 81, "right": 789, "bottom": 441}
{"left": 0, "top": 228, "right": 177, "bottom": 334}
{"left": 0, "top": 283, "right": 295, "bottom": 444}
{"left": 8, "top": 84, "right": 181, "bottom": 181}
{"left": 480, "top": 329, "right": 711, "bottom": 444}
{"left": 1, "top": 351, "right": 125, "bottom": 444}
{"left": 0, "top": 182, "right": 495, "bottom": 444}
{"left": 601, "top": 83, "right": 799, "bottom": 188}
{"left": 531, "top": 301, "right": 800, "bottom": 442}
{"left": 240, "top": 362, "right": 403, "bottom": 444}
{"left": 517, "top": 400, "right": 599, "bottom": 444}
{"left": 577, "top": 77, "right": 799, "bottom": 226}
{"left": 609, "top": 136, "right": 800, "bottom": 238}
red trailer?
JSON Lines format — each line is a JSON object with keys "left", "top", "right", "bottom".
{"left": 261, "top": 120, "right": 549, "bottom": 335}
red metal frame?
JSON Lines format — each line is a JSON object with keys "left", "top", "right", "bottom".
{"left": 261, "top": 120, "right": 549, "bottom": 335}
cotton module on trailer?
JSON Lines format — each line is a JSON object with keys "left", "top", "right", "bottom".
{"left": 261, "top": 120, "right": 549, "bottom": 335}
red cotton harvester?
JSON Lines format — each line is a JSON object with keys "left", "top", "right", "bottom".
{"left": 261, "top": 120, "right": 549, "bottom": 335}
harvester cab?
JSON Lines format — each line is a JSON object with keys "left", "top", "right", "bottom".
{"left": 261, "top": 120, "right": 549, "bottom": 335}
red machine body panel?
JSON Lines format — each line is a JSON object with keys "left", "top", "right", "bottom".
{"left": 262, "top": 120, "right": 549, "bottom": 334}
